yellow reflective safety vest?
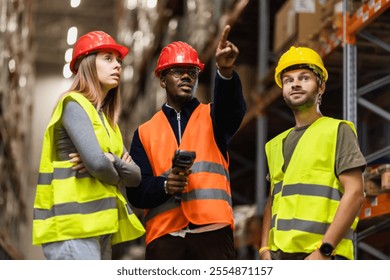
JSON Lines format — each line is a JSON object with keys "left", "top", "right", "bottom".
{"left": 138, "top": 104, "right": 234, "bottom": 245}
{"left": 265, "top": 116, "right": 359, "bottom": 259}
{"left": 33, "top": 92, "right": 145, "bottom": 245}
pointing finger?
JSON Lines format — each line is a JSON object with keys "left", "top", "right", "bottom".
{"left": 219, "top": 25, "right": 231, "bottom": 47}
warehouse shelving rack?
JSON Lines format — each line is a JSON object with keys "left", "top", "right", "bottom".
{"left": 315, "top": 0, "right": 390, "bottom": 260}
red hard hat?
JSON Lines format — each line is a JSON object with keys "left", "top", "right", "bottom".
{"left": 70, "top": 31, "right": 128, "bottom": 74}
{"left": 154, "top": 41, "right": 204, "bottom": 77}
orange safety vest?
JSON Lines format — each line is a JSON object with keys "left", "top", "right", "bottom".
{"left": 138, "top": 104, "right": 234, "bottom": 244}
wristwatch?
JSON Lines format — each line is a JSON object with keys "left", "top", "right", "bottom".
{"left": 319, "top": 242, "right": 335, "bottom": 257}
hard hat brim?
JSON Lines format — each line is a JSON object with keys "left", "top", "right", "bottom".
{"left": 274, "top": 46, "right": 328, "bottom": 88}
{"left": 70, "top": 44, "right": 129, "bottom": 74}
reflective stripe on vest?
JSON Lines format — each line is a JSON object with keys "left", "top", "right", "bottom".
{"left": 159, "top": 161, "right": 230, "bottom": 182}
{"left": 145, "top": 188, "right": 232, "bottom": 222}
{"left": 276, "top": 218, "right": 354, "bottom": 240}
{"left": 191, "top": 161, "right": 230, "bottom": 181}
{"left": 32, "top": 92, "right": 145, "bottom": 245}
{"left": 266, "top": 117, "right": 358, "bottom": 259}
{"left": 34, "top": 197, "right": 117, "bottom": 220}
{"left": 274, "top": 183, "right": 343, "bottom": 201}
{"left": 38, "top": 168, "right": 91, "bottom": 184}
{"left": 139, "top": 104, "right": 234, "bottom": 244}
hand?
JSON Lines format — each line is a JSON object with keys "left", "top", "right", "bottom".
{"left": 172, "top": 166, "right": 192, "bottom": 176}
{"left": 215, "top": 25, "right": 239, "bottom": 76}
{"left": 165, "top": 168, "right": 191, "bottom": 195}
{"left": 69, "top": 153, "right": 87, "bottom": 173}
{"left": 121, "top": 151, "right": 133, "bottom": 164}
{"left": 304, "top": 250, "right": 332, "bottom": 260}
{"left": 259, "top": 250, "right": 272, "bottom": 260}
{"left": 104, "top": 152, "right": 115, "bottom": 163}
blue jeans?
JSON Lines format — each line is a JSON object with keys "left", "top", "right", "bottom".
{"left": 42, "top": 235, "right": 111, "bottom": 260}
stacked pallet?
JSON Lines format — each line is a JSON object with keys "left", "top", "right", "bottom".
{"left": 360, "top": 164, "right": 390, "bottom": 220}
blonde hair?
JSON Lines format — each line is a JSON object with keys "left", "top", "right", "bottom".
{"left": 67, "top": 53, "right": 121, "bottom": 128}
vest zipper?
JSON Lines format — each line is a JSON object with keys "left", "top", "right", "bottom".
{"left": 177, "top": 111, "right": 182, "bottom": 144}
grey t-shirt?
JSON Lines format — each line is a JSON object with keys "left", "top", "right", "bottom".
{"left": 282, "top": 122, "right": 366, "bottom": 175}
{"left": 53, "top": 100, "right": 141, "bottom": 187}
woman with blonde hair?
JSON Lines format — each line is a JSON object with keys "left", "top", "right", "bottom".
{"left": 32, "top": 31, "right": 145, "bottom": 260}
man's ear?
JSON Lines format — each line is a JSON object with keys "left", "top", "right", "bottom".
{"left": 319, "top": 81, "right": 326, "bottom": 95}
{"left": 160, "top": 77, "right": 166, "bottom": 88}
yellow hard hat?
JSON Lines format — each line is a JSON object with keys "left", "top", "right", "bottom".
{"left": 274, "top": 46, "right": 328, "bottom": 88}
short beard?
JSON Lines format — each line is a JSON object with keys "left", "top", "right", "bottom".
{"left": 285, "top": 91, "right": 319, "bottom": 112}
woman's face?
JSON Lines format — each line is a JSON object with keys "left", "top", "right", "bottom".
{"left": 95, "top": 50, "right": 122, "bottom": 93}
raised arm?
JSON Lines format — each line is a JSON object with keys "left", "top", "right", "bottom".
{"left": 215, "top": 25, "right": 239, "bottom": 78}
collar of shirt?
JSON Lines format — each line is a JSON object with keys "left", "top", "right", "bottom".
{"left": 161, "top": 98, "right": 200, "bottom": 144}
{"left": 162, "top": 97, "right": 200, "bottom": 116}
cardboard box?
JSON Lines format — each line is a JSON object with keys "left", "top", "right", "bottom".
{"left": 332, "top": 1, "right": 343, "bottom": 29}
{"left": 360, "top": 193, "right": 390, "bottom": 220}
{"left": 364, "top": 179, "right": 381, "bottom": 196}
{"left": 364, "top": 164, "right": 390, "bottom": 194}
{"left": 321, "top": 0, "right": 336, "bottom": 20}
{"left": 378, "top": 164, "right": 390, "bottom": 190}
{"left": 273, "top": 0, "right": 324, "bottom": 53}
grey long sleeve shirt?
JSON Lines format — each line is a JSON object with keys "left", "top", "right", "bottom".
{"left": 54, "top": 100, "right": 141, "bottom": 187}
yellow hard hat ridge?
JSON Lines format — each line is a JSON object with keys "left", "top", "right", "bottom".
{"left": 274, "top": 46, "right": 328, "bottom": 88}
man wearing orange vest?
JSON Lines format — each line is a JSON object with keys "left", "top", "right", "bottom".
{"left": 126, "top": 25, "right": 246, "bottom": 259}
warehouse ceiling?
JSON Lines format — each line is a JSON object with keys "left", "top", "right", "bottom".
{"left": 31, "top": 0, "right": 285, "bottom": 76}
{"left": 31, "top": 0, "right": 118, "bottom": 75}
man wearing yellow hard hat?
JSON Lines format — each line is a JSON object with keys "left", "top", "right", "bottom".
{"left": 259, "top": 46, "right": 366, "bottom": 260}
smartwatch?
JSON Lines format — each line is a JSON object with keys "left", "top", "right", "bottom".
{"left": 319, "top": 242, "right": 335, "bottom": 257}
